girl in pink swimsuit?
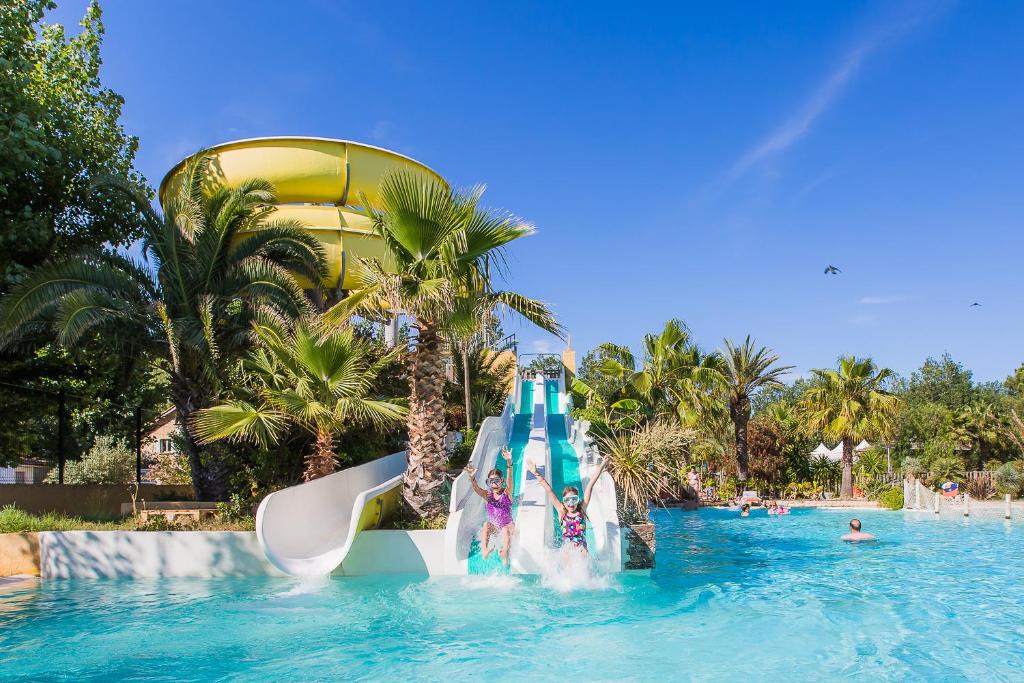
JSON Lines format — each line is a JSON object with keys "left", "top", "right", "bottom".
{"left": 466, "top": 446, "right": 515, "bottom": 566}
{"left": 526, "top": 457, "right": 608, "bottom": 555}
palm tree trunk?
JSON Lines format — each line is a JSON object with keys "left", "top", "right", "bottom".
{"left": 732, "top": 401, "right": 750, "bottom": 482}
{"left": 404, "top": 320, "right": 448, "bottom": 518}
{"left": 840, "top": 436, "right": 854, "bottom": 498}
{"left": 462, "top": 340, "right": 473, "bottom": 431}
{"left": 304, "top": 430, "right": 336, "bottom": 481}
{"left": 172, "top": 380, "right": 225, "bottom": 501}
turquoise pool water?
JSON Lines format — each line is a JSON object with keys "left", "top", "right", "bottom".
{"left": 3, "top": 508, "right": 1023, "bottom": 681}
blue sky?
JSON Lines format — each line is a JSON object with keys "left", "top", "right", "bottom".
{"left": 51, "top": 0, "right": 1024, "bottom": 381}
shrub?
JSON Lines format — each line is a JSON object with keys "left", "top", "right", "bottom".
{"left": 993, "top": 463, "right": 1022, "bottom": 497}
{"left": 964, "top": 476, "right": 995, "bottom": 500}
{"left": 783, "top": 480, "right": 823, "bottom": 499}
{"left": 147, "top": 450, "right": 192, "bottom": 485}
{"left": 861, "top": 478, "right": 891, "bottom": 500}
{"left": 878, "top": 487, "right": 904, "bottom": 510}
{"left": 718, "top": 477, "right": 737, "bottom": 501}
{"left": 45, "top": 435, "right": 135, "bottom": 484}
{"left": 447, "top": 428, "right": 477, "bottom": 470}
{"left": 599, "top": 419, "right": 693, "bottom": 524}
{"left": 0, "top": 505, "right": 120, "bottom": 532}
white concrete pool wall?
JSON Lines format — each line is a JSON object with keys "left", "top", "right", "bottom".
{"left": 34, "top": 528, "right": 451, "bottom": 579}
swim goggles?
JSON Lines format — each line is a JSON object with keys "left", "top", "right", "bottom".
{"left": 562, "top": 495, "right": 580, "bottom": 506}
{"left": 487, "top": 476, "right": 503, "bottom": 486}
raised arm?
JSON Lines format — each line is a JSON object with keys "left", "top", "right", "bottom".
{"left": 500, "top": 446, "right": 513, "bottom": 498}
{"left": 526, "top": 459, "right": 565, "bottom": 516}
{"left": 464, "top": 464, "right": 489, "bottom": 500}
{"left": 583, "top": 458, "right": 608, "bottom": 507}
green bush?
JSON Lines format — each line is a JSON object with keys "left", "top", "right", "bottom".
{"left": 861, "top": 478, "right": 891, "bottom": 500}
{"left": 45, "top": 435, "right": 135, "bottom": 484}
{"left": 878, "top": 487, "right": 904, "bottom": 510}
{"left": 447, "top": 428, "right": 477, "bottom": 470}
{"left": 993, "top": 463, "right": 1022, "bottom": 497}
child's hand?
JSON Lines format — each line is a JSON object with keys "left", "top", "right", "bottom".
{"left": 465, "top": 464, "right": 476, "bottom": 477}
{"left": 525, "top": 459, "right": 538, "bottom": 475}
{"left": 501, "top": 446, "right": 512, "bottom": 463}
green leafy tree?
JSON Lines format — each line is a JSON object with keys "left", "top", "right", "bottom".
{"left": 582, "top": 320, "right": 725, "bottom": 427}
{"left": 576, "top": 343, "right": 635, "bottom": 405}
{"left": 800, "top": 356, "right": 900, "bottom": 498}
{"left": 446, "top": 342, "right": 515, "bottom": 429}
{"left": 446, "top": 274, "right": 556, "bottom": 429}
{"left": 192, "top": 318, "right": 406, "bottom": 481}
{"left": 1004, "top": 363, "right": 1024, "bottom": 396}
{"left": 0, "top": 0, "right": 155, "bottom": 465}
{"left": 0, "top": 0, "right": 144, "bottom": 290}
{"left": 0, "top": 157, "right": 325, "bottom": 500}
{"left": 905, "top": 354, "right": 975, "bottom": 411}
{"left": 328, "top": 172, "right": 560, "bottom": 518}
{"left": 147, "top": 448, "right": 192, "bottom": 486}
{"left": 720, "top": 336, "right": 792, "bottom": 481}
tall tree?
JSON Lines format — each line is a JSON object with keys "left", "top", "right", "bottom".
{"left": 0, "top": 0, "right": 144, "bottom": 290}
{"left": 0, "top": 157, "right": 326, "bottom": 499}
{"left": 446, "top": 272, "right": 557, "bottom": 430}
{"left": 328, "top": 172, "right": 560, "bottom": 519}
{"left": 0, "top": 0, "right": 151, "bottom": 461}
{"left": 446, "top": 338, "right": 516, "bottom": 430}
{"left": 720, "top": 336, "right": 792, "bottom": 481}
{"left": 588, "top": 321, "right": 725, "bottom": 427}
{"left": 800, "top": 356, "right": 900, "bottom": 498}
{"left": 191, "top": 318, "right": 406, "bottom": 480}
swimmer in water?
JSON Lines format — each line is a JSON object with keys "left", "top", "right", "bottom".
{"left": 740, "top": 503, "right": 751, "bottom": 517}
{"left": 841, "top": 518, "right": 875, "bottom": 542}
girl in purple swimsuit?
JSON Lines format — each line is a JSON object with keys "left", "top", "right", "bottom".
{"left": 465, "top": 446, "right": 515, "bottom": 566}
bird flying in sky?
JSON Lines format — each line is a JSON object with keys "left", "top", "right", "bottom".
{"left": 824, "top": 265, "right": 841, "bottom": 275}
{"left": 971, "top": 302, "right": 981, "bottom": 307}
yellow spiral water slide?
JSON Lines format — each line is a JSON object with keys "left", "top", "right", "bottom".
{"left": 159, "top": 136, "right": 444, "bottom": 290}
{"left": 160, "top": 137, "right": 442, "bottom": 576}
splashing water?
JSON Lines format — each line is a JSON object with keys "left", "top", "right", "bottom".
{"left": 457, "top": 573, "right": 523, "bottom": 591}
{"left": 275, "top": 574, "right": 330, "bottom": 597}
{"left": 540, "top": 545, "right": 612, "bottom": 593}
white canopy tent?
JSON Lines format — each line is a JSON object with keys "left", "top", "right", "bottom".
{"left": 809, "top": 440, "right": 872, "bottom": 462}
{"left": 810, "top": 442, "right": 831, "bottom": 458}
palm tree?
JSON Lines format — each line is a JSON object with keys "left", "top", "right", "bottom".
{"left": 446, "top": 272, "right": 556, "bottom": 430}
{"left": 446, "top": 336, "right": 516, "bottom": 429}
{"left": 327, "top": 172, "right": 560, "bottom": 518}
{"left": 0, "top": 156, "right": 325, "bottom": 499}
{"left": 590, "top": 321, "right": 726, "bottom": 429}
{"left": 190, "top": 318, "right": 406, "bottom": 480}
{"left": 800, "top": 356, "right": 900, "bottom": 498}
{"left": 720, "top": 336, "right": 793, "bottom": 481}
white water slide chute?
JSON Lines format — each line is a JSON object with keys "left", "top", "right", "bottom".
{"left": 255, "top": 451, "right": 406, "bottom": 577}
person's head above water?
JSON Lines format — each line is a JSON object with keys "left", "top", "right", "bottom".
{"left": 842, "top": 517, "right": 875, "bottom": 541}
{"left": 486, "top": 469, "right": 505, "bottom": 493}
